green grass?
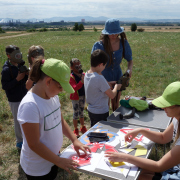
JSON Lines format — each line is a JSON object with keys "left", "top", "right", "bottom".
{"left": 0, "top": 30, "right": 180, "bottom": 179}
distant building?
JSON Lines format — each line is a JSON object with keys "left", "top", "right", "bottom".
{"left": 39, "top": 21, "right": 44, "bottom": 23}
{"left": 26, "top": 20, "right": 33, "bottom": 24}
{"left": 81, "top": 19, "right": 85, "bottom": 22}
{"left": 60, "top": 20, "right": 64, "bottom": 23}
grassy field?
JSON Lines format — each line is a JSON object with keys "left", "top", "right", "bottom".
{"left": 0, "top": 30, "right": 180, "bottom": 179}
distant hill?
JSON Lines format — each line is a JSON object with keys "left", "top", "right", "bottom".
{"left": 0, "top": 16, "right": 180, "bottom": 23}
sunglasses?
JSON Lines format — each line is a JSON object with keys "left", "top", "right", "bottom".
{"left": 75, "top": 64, "right": 82, "bottom": 70}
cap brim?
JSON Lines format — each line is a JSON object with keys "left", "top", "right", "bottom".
{"left": 61, "top": 83, "right": 74, "bottom": 94}
{"left": 152, "top": 96, "right": 173, "bottom": 108}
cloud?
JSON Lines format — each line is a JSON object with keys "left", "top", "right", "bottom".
{"left": 0, "top": 0, "right": 180, "bottom": 19}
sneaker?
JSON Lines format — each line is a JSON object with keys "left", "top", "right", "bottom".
{"left": 16, "top": 142, "right": 23, "bottom": 149}
{"left": 74, "top": 128, "right": 80, "bottom": 137}
{"left": 80, "top": 126, "right": 87, "bottom": 134}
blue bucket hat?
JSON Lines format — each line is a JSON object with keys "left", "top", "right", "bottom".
{"left": 102, "top": 18, "right": 123, "bottom": 35}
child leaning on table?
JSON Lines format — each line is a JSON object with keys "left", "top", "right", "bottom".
{"left": 84, "top": 49, "right": 122, "bottom": 127}
{"left": 17, "top": 57, "right": 90, "bottom": 180}
{"left": 26, "top": 45, "right": 44, "bottom": 90}
{"left": 105, "top": 81, "right": 180, "bottom": 180}
{"left": 69, "top": 58, "right": 87, "bottom": 137}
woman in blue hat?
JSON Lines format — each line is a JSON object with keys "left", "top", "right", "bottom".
{"left": 91, "top": 18, "right": 133, "bottom": 111}
{"left": 105, "top": 81, "right": 180, "bottom": 180}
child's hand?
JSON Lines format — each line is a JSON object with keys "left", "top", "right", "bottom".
{"left": 73, "top": 139, "right": 91, "bottom": 156}
{"left": 108, "top": 81, "right": 116, "bottom": 89}
{"left": 125, "top": 128, "right": 141, "bottom": 142}
{"left": 116, "top": 84, "right": 122, "bottom": 90}
{"left": 57, "top": 157, "right": 79, "bottom": 174}
{"left": 105, "top": 152, "right": 125, "bottom": 162}
{"left": 16, "top": 72, "right": 26, "bottom": 81}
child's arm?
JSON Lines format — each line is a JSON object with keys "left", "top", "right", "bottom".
{"left": 105, "top": 145, "right": 180, "bottom": 172}
{"left": 105, "top": 84, "right": 122, "bottom": 99}
{"left": 1, "top": 68, "right": 26, "bottom": 90}
{"left": 22, "top": 122, "right": 79, "bottom": 174}
{"left": 105, "top": 122, "right": 179, "bottom": 172}
{"left": 26, "top": 78, "right": 34, "bottom": 90}
{"left": 69, "top": 75, "right": 84, "bottom": 91}
{"left": 125, "top": 122, "right": 174, "bottom": 144}
{"left": 61, "top": 114, "right": 91, "bottom": 156}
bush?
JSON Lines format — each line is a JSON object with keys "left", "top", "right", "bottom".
{"left": 39, "top": 28, "right": 48, "bottom": 32}
{"left": 93, "top": 27, "right": 97, "bottom": 32}
{"left": 131, "top": 23, "right": 137, "bottom": 32}
{"left": 27, "top": 28, "right": 36, "bottom": 32}
{"left": 137, "top": 28, "right": 145, "bottom": 32}
{"left": 0, "top": 27, "right": 5, "bottom": 33}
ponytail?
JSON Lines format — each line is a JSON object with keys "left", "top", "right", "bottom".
{"left": 29, "top": 56, "right": 46, "bottom": 83}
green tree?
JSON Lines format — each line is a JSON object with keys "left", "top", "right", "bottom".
{"left": 73, "top": 23, "right": 79, "bottom": 31}
{"left": 131, "top": 23, "right": 137, "bottom": 32}
{"left": 93, "top": 27, "right": 97, "bottom": 32}
{"left": 0, "top": 26, "right": 5, "bottom": 33}
{"left": 78, "top": 24, "right": 84, "bottom": 31}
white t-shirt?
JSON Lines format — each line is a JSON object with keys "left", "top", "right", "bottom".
{"left": 18, "top": 92, "right": 63, "bottom": 176}
{"left": 84, "top": 72, "right": 110, "bottom": 114}
{"left": 172, "top": 118, "right": 180, "bottom": 146}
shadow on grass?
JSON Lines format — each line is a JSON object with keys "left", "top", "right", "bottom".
{"left": 56, "top": 168, "right": 80, "bottom": 180}
{"left": 17, "top": 164, "right": 27, "bottom": 180}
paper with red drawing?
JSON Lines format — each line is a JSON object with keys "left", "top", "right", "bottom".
{"left": 60, "top": 149, "right": 102, "bottom": 171}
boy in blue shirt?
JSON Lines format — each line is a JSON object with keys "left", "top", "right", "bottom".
{"left": 1, "top": 45, "right": 28, "bottom": 149}
{"left": 84, "top": 49, "right": 122, "bottom": 127}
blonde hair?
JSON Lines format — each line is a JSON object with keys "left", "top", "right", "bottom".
{"left": 28, "top": 45, "right": 44, "bottom": 65}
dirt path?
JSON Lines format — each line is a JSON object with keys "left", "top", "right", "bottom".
{"left": 0, "top": 33, "right": 33, "bottom": 39}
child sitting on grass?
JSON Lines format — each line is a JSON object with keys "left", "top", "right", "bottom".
{"left": 84, "top": 49, "right": 122, "bottom": 127}
{"left": 69, "top": 58, "right": 87, "bottom": 137}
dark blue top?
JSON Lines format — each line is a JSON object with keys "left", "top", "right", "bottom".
{"left": 72, "top": 72, "right": 85, "bottom": 96}
{"left": 1, "top": 61, "right": 28, "bottom": 102}
{"left": 91, "top": 39, "right": 132, "bottom": 81}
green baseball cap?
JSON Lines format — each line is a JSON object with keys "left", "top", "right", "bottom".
{"left": 152, "top": 81, "right": 180, "bottom": 108}
{"left": 40, "top": 58, "right": 74, "bottom": 94}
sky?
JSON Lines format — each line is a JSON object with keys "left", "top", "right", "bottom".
{"left": 0, "top": 0, "right": 180, "bottom": 20}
